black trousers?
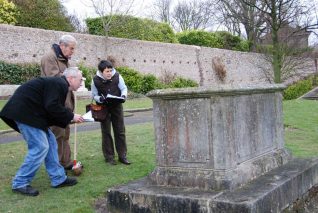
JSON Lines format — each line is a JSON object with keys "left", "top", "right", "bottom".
{"left": 100, "top": 103, "right": 127, "bottom": 160}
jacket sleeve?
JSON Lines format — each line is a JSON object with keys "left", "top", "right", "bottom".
{"left": 41, "top": 55, "right": 62, "bottom": 77}
{"left": 118, "top": 74, "right": 128, "bottom": 97}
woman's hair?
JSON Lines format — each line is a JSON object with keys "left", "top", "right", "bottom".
{"left": 98, "top": 60, "right": 113, "bottom": 72}
{"left": 59, "top": 35, "right": 77, "bottom": 46}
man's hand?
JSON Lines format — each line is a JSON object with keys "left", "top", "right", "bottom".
{"left": 73, "top": 114, "right": 84, "bottom": 123}
{"left": 121, "top": 95, "right": 126, "bottom": 103}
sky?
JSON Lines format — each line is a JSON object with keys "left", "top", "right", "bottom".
{"left": 62, "top": 0, "right": 100, "bottom": 21}
{"left": 62, "top": 0, "right": 150, "bottom": 23}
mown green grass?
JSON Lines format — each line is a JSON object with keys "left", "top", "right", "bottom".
{"left": 0, "top": 123, "right": 155, "bottom": 213}
{"left": 283, "top": 99, "right": 318, "bottom": 157}
{"left": 1, "top": 99, "right": 318, "bottom": 212}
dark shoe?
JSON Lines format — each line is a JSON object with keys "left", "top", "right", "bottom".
{"left": 53, "top": 177, "right": 77, "bottom": 188}
{"left": 64, "top": 164, "right": 73, "bottom": 170}
{"left": 106, "top": 159, "right": 117, "bottom": 165}
{"left": 12, "top": 185, "right": 39, "bottom": 196}
{"left": 119, "top": 157, "right": 131, "bottom": 165}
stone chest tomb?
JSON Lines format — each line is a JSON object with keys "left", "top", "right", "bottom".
{"left": 106, "top": 84, "right": 318, "bottom": 213}
{"left": 147, "top": 84, "right": 290, "bottom": 191}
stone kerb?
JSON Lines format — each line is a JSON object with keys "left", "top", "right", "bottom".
{"left": 147, "top": 84, "right": 291, "bottom": 191}
{"left": 0, "top": 85, "right": 20, "bottom": 99}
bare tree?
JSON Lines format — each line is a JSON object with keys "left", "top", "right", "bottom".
{"left": 216, "top": 0, "right": 268, "bottom": 50}
{"left": 171, "top": 0, "right": 217, "bottom": 32}
{"left": 242, "top": 0, "right": 318, "bottom": 83}
{"left": 68, "top": 14, "right": 87, "bottom": 33}
{"left": 151, "top": 0, "right": 173, "bottom": 24}
{"left": 260, "top": 44, "right": 312, "bottom": 84}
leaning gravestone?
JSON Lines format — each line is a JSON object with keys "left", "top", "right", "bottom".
{"left": 106, "top": 84, "right": 318, "bottom": 213}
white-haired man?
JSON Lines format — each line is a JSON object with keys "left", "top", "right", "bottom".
{"left": 0, "top": 67, "right": 84, "bottom": 196}
{"left": 41, "top": 34, "right": 78, "bottom": 170}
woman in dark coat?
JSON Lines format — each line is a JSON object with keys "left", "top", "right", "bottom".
{"left": 91, "top": 60, "right": 130, "bottom": 165}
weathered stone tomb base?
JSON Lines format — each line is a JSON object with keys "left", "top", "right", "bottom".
{"left": 106, "top": 158, "right": 318, "bottom": 213}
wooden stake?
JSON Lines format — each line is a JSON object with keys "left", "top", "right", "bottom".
{"left": 73, "top": 91, "right": 77, "bottom": 166}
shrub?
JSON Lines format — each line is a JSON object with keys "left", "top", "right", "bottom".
{"left": 168, "top": 77, "right": 198, "bottom": 88}
{"left": 140, "top": 74, "right": 163, "bottom": 94}
{"left": 13, "top": 0, "right": 74, "bottom": 32}
{"left": 177, "top": 30, "right": 223, "bottom": 48}
{"left": 0, "top": 61, "right": 40, "bottom": 84}
{"left": 86, "top": 15, "right": 178, "bottom": 43}
{"left": 0, "top": 0, "right": 18, "bottom": 25}
{"left": 159, "top": 70, "right": 178, "bottom": 85}
{"left": 283, "top": 77, "right": 316, "bottom": 100}
{"left": 215, "top": 31, "right": 243, "bottom": 51}
{"left": 234, "top": 40, "right": 251, "bottom": 52}
{"left": 177, "top": 30, "right": 249, "bottom": 52}
{"left": 116, "top": 67, "right": 144, "bottom": 93}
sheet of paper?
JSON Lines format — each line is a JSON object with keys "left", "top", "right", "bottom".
{"left": 82, "top": 110, "right": 95, "bottom": 122}
{"left": 106, "top": 94, "right": 124, "bottom": 100}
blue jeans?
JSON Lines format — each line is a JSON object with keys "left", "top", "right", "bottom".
{"left": 12, "top": 122, "right": 67, "bottom": 189}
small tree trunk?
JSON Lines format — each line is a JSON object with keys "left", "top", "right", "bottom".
{"left": 271, "top": 1, "right": 281, "bottom": 83}
{"left": 313, "top": 58, "right": 318, "bottom": 86}
{"left": 272, "top": 31, "right": 282, "bottom": 83}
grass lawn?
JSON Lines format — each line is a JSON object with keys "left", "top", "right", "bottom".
{"left": 0, "top": 99, "right": 318, "bottom": 212}
{"left": 0, "top": 123, "right": 155, "bottom": 213}
{"left": 283, "top": 99, "right": 318, "bottom": 157}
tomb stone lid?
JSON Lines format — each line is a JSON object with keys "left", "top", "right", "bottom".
{"left": 147, "top": 83, "right": 285, "bottom": 99}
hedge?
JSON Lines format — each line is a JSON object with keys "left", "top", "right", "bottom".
{"left": 177, "top": 30, "right": 249, "bottom": 52}
{"left": 283, "top": 76, "right": 318, "bottom": 100}
{"left": 0, "top": 61, "right": 40, "bottom": 84}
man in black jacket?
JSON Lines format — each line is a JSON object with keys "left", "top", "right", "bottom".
{"left": 0, "top": 67, "right": 84, "bottom": 196}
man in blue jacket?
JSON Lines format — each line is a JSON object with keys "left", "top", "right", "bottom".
{"left": 0, "top": 67, "right": 84, "bottom": 196}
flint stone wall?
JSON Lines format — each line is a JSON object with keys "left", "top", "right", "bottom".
{"left": 0, "top": 24, "right": 316, "bottom": 87}
{"left": 147, "top": 84, "right": 291, "bottom": 190}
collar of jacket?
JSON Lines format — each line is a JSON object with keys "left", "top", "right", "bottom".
{"left": 52, "top": 44, "right": 68, "bottom": 63}
{"left": 61, "top": 75, "right": 70, "bottom": 87}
